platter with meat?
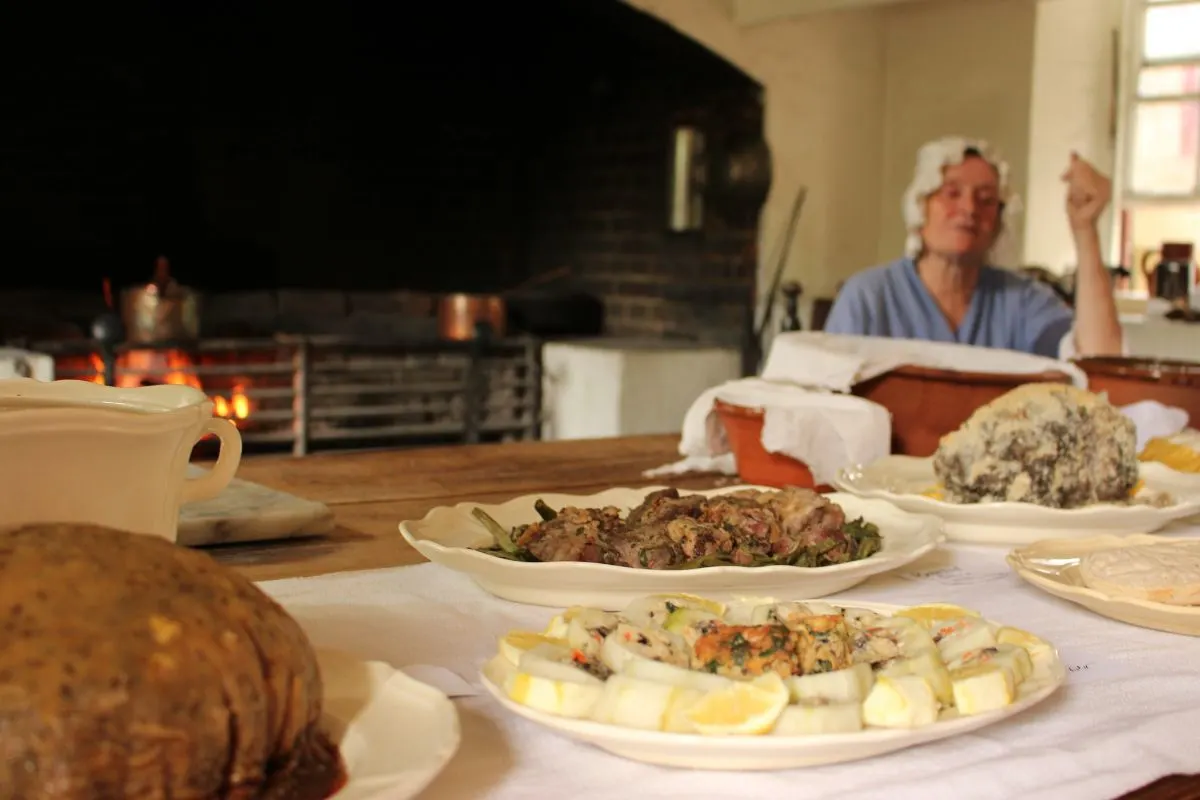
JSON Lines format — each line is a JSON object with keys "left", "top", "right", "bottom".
{"left": 399, "top": 486, "right": 944, "bottom": 608}
{"left": 479, "top": 593, "right": 1064, "bottom": 769}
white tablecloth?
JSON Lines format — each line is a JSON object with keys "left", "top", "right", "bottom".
{"left": 261, "top": 530, "right": 1200, "bottom": 800}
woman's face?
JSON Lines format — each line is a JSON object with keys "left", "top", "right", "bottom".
{"left": 919, "top": 155, "right": 1002, "bottom": 263}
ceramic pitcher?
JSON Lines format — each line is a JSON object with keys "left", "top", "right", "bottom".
{"left": 0, "top": 378, "right": 242, "bottom": 541}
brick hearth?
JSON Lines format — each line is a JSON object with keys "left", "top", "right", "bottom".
{"left": 1, "top": 1, "right": 763, "bottom": 350}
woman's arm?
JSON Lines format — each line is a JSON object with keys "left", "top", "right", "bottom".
{"left": 1071, "top": 224, "right": 1124, "bottom": 355}
{"left": 1062, "top": 153, "right": 1124, "bottom": 356}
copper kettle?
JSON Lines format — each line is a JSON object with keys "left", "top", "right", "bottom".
{"left": 120, "top": 256, "right": 201, "bottom": 343}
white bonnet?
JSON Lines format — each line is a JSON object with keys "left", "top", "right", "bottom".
{"left": 902, "top": 136, "right": 1022, "bottom": 261}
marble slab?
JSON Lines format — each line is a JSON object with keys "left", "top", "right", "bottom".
{"left": 179, "top": 465, "right": 336, "bottom": 547}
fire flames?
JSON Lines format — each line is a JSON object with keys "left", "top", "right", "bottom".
{"left": 88, "top": 350, "right": 252, "bottom": 424}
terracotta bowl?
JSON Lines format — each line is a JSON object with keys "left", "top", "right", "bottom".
{"left": 850, "top": 364, "right": 1075, "bottom": 457}
{"left": 712, "top": 399, "right": 827, "bottom": 490}
{"left": 1073, "top": 357, "right": 1200, "bottom": 426}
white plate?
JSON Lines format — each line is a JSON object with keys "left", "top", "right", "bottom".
{"left": 478, "top": 601, "right": 1065, "bottom": 770}
{"left": 1006, "top": 534, "right": 1200, "bottom": 637}
{"left": 399, "top": 486, "right": 945, "bottom": 609}
{"left": 321, "top": 649, "right": 461, "bottom": 800}
{"left": 834, "top": 456, "right": 1200, "bottom": 544}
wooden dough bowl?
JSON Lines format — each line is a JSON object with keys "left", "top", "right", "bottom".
{"left": 852, "top": 364, "right": 1075, "bottom": 457}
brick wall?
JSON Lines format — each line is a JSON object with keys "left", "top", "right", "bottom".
{"left": 526, "top": 77, "right": 762, "bottom": 345}
{"left": 523, "top": 1, "right": 764, "bottom": 346}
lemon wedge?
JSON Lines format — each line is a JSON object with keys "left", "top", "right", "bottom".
{"left": 892, "top": 603, "right": 982, "bottom": 628}
{"left": 499, "top": 631, "right": 566, "bottom": 666}
{"left": 685, "top": 672, "right": 790, "bottom": 736}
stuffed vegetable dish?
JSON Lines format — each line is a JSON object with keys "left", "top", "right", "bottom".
{"left": 472, "top": 486, "right": 883, "bottom": 570}
{"left": 483, "top": 593, "right": 1061, "bottom": 737}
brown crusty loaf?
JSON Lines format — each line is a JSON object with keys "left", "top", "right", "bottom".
{"left": 0, "top": 523, "right": 341, "bottom": 800}
{"left": 932, "top": 383, "right": 1139, "bottom": 508}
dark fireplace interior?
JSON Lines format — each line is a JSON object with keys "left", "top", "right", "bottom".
{"left": 1, "top": 1, "right": 765, "bottom": 453}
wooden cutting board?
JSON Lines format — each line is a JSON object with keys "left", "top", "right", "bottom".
{"left": 178, "top": 465, "right": 337, "bottom": 547}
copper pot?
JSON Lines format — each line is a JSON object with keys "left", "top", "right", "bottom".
{"left": 437, "top": 294, "right": 506, "bottom": 341}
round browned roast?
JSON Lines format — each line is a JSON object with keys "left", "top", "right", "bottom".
{"left": 0, "top": 523, "right": 340, "bottom": 800}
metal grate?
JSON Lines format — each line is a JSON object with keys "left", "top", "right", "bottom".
{"left": 34, "top": 334, "right": 543, "bottom": 456}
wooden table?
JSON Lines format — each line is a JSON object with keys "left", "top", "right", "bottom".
{"left": 208, "top": 434, "right": 1192, "bottom": 800}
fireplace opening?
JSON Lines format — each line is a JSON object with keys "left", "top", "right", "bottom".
{"left": 2, "top": 0, "right": 765, "bottom": 452}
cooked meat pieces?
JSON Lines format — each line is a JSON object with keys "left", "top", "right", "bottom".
{"left": 698, "top": 495, "right": 784, "bottom": 557}
{"left": 0, "top": 523, "right": 340, "bottom": 800}
{"left": 605, "top": 522, "right": 686, "bottom": 569}
{"left": 665, "top": 518, "right": 736, "bottom": 561}
{"left": 500, "top": 486, "right": 871, "bottom": 569}
{"left": 706, "top": 488, "right": 849, "bottom": 558}
{"left": 933, "top": 383, "right": 1139, "bottom": 508}
{"left": 513, "top": 505, "right": 623, "bottom": 562}
{"left": 625, "top": 488, "right": 706, "bottom": 527}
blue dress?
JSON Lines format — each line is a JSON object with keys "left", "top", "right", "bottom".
{"left": 823, "top": 258, "right": 1074, "bottom": 359}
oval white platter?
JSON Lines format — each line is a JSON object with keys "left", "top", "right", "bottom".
{"left": 320, "top": 649, "right": 461, "bottom": 800}
{"left": 1006, "top": 534, "right": 1200, "bottom": 637}
{"left": 398, "top": 486, "right": 945, "bottom": 609}
{"left": 478, "top": 601, "right": 1065, "bottom": 771}
{"left": 834, "top": 456, "right": 1200, "bottom": 545}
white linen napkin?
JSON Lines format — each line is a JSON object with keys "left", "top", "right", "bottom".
{"left": 643, "top": 378, "right": 890, "bottom": 484}
{"left": 258, "top": 547, "right": 1200, "bottom": 800}
{"left": 761, "top": 332, "right": 1088, "bottom": 392}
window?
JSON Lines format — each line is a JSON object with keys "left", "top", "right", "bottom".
{"left": 1125, "top": 0, "right": 1200, "bottom": 198}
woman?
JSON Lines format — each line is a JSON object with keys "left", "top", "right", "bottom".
{"left": 824, "top": 137, "right": 1123, "bottom": 359}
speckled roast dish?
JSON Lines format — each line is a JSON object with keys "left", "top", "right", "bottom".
{"left": 932, "top": 383, "right": 1139, "bottom": 508}
{"left": 0, "top": 523, "right": 341, "bottom": 800}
